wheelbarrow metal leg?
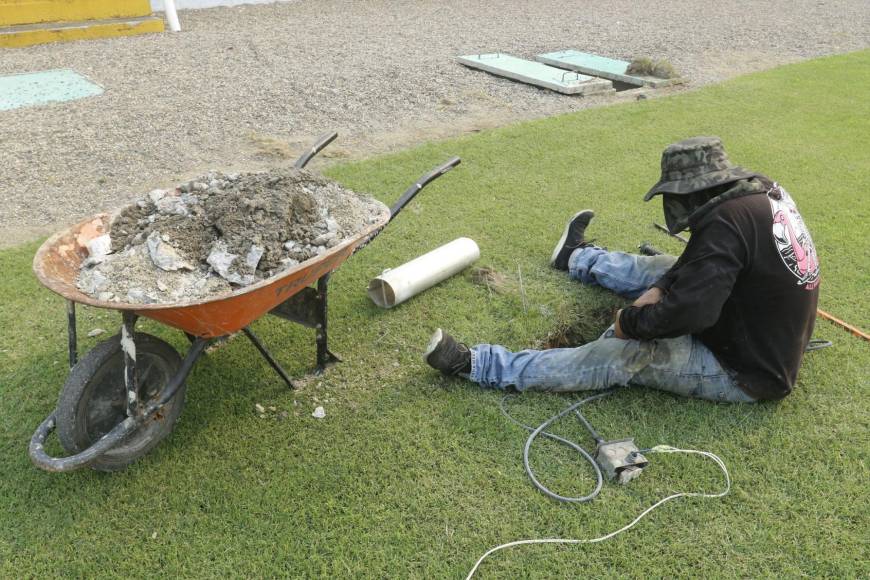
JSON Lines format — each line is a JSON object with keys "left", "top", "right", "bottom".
{"left": 242, "top": 326, "right": 295, "bottom": 389}
{"left": 122, "top": 312, "right": 140, "bottom": 417}
{"left": 315, "top": 274, "right": 341, "bottom": 373}
{"left": 66, "top": 300, "right": 77, "bottom": 369}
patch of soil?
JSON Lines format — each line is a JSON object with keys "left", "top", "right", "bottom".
{"left": 538, "top": 306, "right": 616, "bottom": 349}
{"left": 77, "top": 168, "right": 385, "bottom": 304}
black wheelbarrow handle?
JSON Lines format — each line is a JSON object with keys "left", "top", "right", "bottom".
{"left": 389, "top": 156, "right": 461, "bottom": 221}
{"left": 294, "top": 131, "right": 339, "bottom": 169}
{"left": 291, "top": 130, "right": 460, "bottom": 224}
{"left": 29, "top": 338, "right": 209, "bottom": 472}
{"left": 352, "top": 156, "right": 461, "bottom": 256}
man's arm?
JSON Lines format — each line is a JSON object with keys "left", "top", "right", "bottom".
{"left": 614, "top": 287, "right": 663, "bottom": 338}
{"left": 616, "top": 218, "right": 747, "bottom": 340}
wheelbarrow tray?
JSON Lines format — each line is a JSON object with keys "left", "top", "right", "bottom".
{"left": 33, "top": 201, "right": 391, "bottom": 338}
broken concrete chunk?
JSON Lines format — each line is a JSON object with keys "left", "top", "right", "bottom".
{"left": 312, "top": 232, "right": 337, "bottom": 246}
{"left": 86, "top": 233, "right": 112, "bottom": 257}
{"left": 127, "top": 288, "right": 156, "bottom": 303}
{"left": 155, "top": 195, "right": 189, "bottom": 216}
{"left": 207, "top": 241, "right": 237, "bottom": 277}
{"left": 207, "top": 241, "right": 255, "bottom": 286}
{"left": 245, "top": 245, "right": 264, "bottom": 270}
{"left": 146, "top": 231, "right": 194, "bottom": 272}
{"left": 79, "top": 269, "right": 109, "bottom": 295}
{"left": 82, "top": 233, "right": 112, "bottom": 267}
{"left": 148, "top": 189, "right": 167, "bottom": 204}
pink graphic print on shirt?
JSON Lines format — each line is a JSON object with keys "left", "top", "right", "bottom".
{"left": 768, "top": 185, "right": 820, "bottom": 290}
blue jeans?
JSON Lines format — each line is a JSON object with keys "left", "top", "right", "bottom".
{"left": 468, "top": 247, "right": 755, "bottom": 403}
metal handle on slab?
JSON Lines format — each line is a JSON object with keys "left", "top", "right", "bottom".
{"left": 294, "top": 131, "right": 339, "bottom": 169}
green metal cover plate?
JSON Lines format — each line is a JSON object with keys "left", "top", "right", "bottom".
{"left": 458, "top": 53, "right": 613, "bottom": 96}
{"left": 0, "top": 69, "right": 103, "bottom": 111}
{"left": 536, "top": 50, "right": 682, "bottom": 88}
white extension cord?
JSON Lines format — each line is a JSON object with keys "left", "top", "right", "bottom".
{"left": 465, "top": 446, "right": 731, "bottom": 579}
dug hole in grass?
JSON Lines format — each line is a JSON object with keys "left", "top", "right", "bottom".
{"left": 0, "top": 51, "right": 868, "bottom": 577}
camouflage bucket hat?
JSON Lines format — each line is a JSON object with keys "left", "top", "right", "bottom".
{"left": 643, "top": 136, "right": 757, "bottom": 201}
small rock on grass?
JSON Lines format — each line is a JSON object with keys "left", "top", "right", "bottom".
{"left": 87, "top": 328, "right": 106, "bottom": 338}
{"left": 312, "top": 406, "right": 326, "bottom": 419}
{"left": 254, "top": 403, "right": 265, "bottom": 414}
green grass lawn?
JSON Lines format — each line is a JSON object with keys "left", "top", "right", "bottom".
{"left": 1, "top": 51, "right": 868, "bottom": 578}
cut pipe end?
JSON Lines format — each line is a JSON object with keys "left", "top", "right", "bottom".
{"left": 367, "top": 278, "right": 397, "bottom": 309}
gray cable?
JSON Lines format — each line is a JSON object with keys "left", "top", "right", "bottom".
{"left": 499, "top": 390, "right": 616, "bottom": 503}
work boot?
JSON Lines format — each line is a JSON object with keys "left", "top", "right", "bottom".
{"left": 423, "top": 328, "right": 471, "bottom": 376}
{"left": 550, "top": 209, "right": 595, "bottom": 270}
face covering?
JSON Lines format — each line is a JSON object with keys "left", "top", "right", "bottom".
{"left": 662, "top": 191, "right": 711, "bottom": 233}
{"left": 660, "top": 178, "right": 769, "bottom": 234}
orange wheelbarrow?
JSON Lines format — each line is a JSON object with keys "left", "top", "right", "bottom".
{"left": 29, "top": 132, "right": 460, "bottom": 472}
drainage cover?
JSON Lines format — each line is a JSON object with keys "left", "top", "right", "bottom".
{"left": 537, "top": 50, "right": 683, "bottom": 89}
{"left": 457, "top": 53, "right": 613, "bottom": 96}
{"left": 0, "top": 69, "right": 103, "bottom": 111}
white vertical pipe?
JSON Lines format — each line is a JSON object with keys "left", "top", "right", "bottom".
{"left": 164, "top": 0, "right": 181, "bottom": 32}
{"left": 368, "top": 238, "right": 480, "bottom": 308}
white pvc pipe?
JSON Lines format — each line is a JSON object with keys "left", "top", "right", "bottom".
{"left": 368, "top": 237, "right": 480, "bottom": 308}
{"left": 164, "top": 0, "right": 181, "bottom": 32}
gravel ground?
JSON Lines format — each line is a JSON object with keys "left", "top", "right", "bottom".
{"left": 1, "top": 0, "right": 867, "bottom": 247}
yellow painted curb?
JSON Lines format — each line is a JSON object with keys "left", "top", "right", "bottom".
{"left": 0, "top": 0, "right": 152, "bottom": 27}
{"left": 0, "top": 17, "right": 165, "bottom": 48}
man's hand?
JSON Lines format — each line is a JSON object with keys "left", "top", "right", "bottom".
{"left": 631, "top": 287, "right": 665, "bottom": 308}
{"left": 614, "top": 309, "right": 627, "bottom": 339}
{"left": 614, "top": 288, "right": 665, "bottom": 339}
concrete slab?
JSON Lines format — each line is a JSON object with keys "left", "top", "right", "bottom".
{"left": 0, "top": 69, "right": 103, "bottom": 111}
{"left": 536, "top": 50, "right": 684, "bottom": 88}
{"left": 457, "top": 53, "right": 614, "bottom": 96}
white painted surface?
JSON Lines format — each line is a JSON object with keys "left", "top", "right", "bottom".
{"left": 150, "top": 0, "right": 290, "bottom": 11}
{"left": 163, "top": 0, "right": 181, "bottom": 30}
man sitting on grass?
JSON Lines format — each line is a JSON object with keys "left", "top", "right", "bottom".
{"left": 424, "top": 137, "right": 820, "bottom": 402}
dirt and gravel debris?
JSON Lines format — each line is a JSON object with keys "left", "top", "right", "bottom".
{"left": 76, "top": 168, "right": 384, "bottom": 304}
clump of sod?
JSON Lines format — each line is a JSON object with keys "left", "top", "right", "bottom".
{"left": 626, "top": 57, "right": 678, "bottom": 79}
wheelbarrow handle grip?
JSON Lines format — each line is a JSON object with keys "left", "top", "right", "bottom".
{"left": 294, "top": 131, "right": 339, "bottom": 169}
{"left": 29, "top": 411, "right": 140, "bottom": 472}
{"left": 389, "top": 156, "right": 461, "bottom": 221}
{"left": 350, "top": 156, "right": 461, "bottom": 257}
{"left": 29, "top": 338, "right": 209, "bottom": 473}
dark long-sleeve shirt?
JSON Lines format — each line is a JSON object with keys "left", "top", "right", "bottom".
{"left": 619, "top": 182, "right": 820, "bottom": 400}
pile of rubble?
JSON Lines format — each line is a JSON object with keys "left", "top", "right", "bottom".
{"left": 76, "top": 169, "right": 385, "bottom": 304}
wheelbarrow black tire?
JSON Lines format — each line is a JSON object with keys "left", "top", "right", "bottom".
{"left": 56, "top": 332, "right": 185, "bottom": 472}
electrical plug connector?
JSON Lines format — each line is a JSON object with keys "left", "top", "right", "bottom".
{"left": 594, "top": 438, "right": 649, "bottom": 485}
